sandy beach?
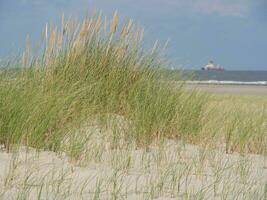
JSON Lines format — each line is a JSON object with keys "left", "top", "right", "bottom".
{"left": 0, "top": 6, "right": 266, "bottom": 199}
{"left": 185, "top": 83, "right": 267, "bottom": 96}
{"left": 0, "top": 135, "right": 266, "bottom": 199}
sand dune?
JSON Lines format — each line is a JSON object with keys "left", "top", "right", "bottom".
{"left": 0, "top": 135, "right": 266, "bottom": 199}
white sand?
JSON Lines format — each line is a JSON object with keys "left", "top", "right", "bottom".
{"left": 0, "top": 135, "right": 266, "bottom": 199}
{"left": 185, "top": 83, "right": 267, "bottom": 96}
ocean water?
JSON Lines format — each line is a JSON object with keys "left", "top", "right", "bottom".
{"left": 186, "top": 70, "right": 267, "bottom": 85}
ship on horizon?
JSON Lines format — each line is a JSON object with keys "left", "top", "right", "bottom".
{"left": 201, "top": 60, "right": 224, "bottom": 71}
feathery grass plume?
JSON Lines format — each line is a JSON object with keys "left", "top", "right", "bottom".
{"left": 57, "top": 30, "right": 64, "bottom": 52}
{"left": 110, "top": 11, "right": 119, "bottom": 34}
{"left": 74, "top": 20, "right": 88, "bottom": 51}
{"left": 95, "top": 14, "right": 102, "bottom": 33}
{"left": 120, "top": 19, "right": 133, "bottom": 40}
{"left": 45, "top": 23, "right": 48, "bottom": 46}
{"left": 22, "top": 34, "right": 30, "bottom": 67}
{"left": 56, "top": 14, "right": 66, "bottom": 51}
{"left": 48, "top": 30, "right": 56, "bottom": 55}
{"left": 79, "top": 19, "right": 90, "bottom": 39}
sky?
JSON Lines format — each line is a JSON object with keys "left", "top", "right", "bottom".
{"left": 0, "top": 0, "right": 267, "bottom": 70}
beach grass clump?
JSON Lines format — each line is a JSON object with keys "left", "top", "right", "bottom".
{"left": 0, "top": 13, "right": 206, "bottom": 152}
{"left": 199, "top": 94, "right": 267, "bottom": 154}
{"left": 0, "top": 12, "right": 265, "bottom": 156}
{"left": 0, "top": 12, "right": 266, "bottom": 200}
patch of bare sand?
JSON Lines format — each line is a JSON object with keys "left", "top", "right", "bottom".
{"left": 0, "top": 137, "right": 266, "bottom": 199}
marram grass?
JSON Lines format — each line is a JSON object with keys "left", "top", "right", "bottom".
{"left": 0, "top": 13, "right": 206, "bottom": 152}
{"left": 0, "top": 13, "right": 266, "bottom": 156}
{"left": 0, "top": 11, "right": 266, "bottom": 200}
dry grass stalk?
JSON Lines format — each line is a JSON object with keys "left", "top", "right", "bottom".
{"left": 151, "top": 40, "right": 159, "bottom": 55}
{"left": 66, "top": 16, "right": 76, "bottom": 35}
{"left": 110, "top": 11, "right": 119, "bottom": 34}
{"left": 56, "top": 14, "right": 65, "bottom": 51}
{"left": 95, "top": 14, "right": 102, "bottom": 33}
{"left": 57, "top": 30, "right": 64, "bottom": 51}
{"left": 22, "top": 34, "right": 30, "bottom": 67}
{"left": 48, "top": 30, "right": 56, "bottom": 54}
{"left": 106, "top": 35, "right": 113, "bottom": 56}
{"left": 127, "top": 19, "right": 133, "bottom": 33}
{"left": 78, "top": 21, "right": 89, "bottom": 45}
{"left": 120, "top": 19, "right": 133, "bottom": 39}
{"left": 117, "top": 45, "right": 128, "bottom": 59}
{"left": 120, "top": 25, "right": 127, "bottom": 38}
{"left": 45, "top": 23, "right": 48, "bottom": 46}
{"left": 61, "top": 14, "right": 65, "bottom": 33}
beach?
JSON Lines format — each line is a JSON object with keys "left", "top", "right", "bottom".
{"left": 0, "top": 10, "right": 266, "bottom": 200}
{"left": 185, "top": 83, "right": 267, "bottom": 96}
{"left": 0, "top": 133, "right": 266, "bottom": 199}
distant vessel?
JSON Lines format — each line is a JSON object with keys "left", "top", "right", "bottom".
{"left": 201, "top": 60, "right": 224, "bottom": 71}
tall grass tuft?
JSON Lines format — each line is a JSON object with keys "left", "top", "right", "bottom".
{"left": 0, "top": 13, "right": 206, "bottom": 151}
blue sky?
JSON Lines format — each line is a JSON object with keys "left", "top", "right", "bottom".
{"left": 0, "top": 0, "right": 267, "bottom": 70}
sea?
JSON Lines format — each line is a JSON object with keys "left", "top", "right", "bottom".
{"left": 184, "top": 70, "right": 267, "bottom": 86}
